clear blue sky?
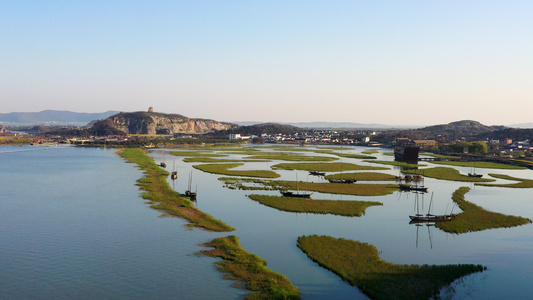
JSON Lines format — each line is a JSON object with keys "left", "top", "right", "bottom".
{"left": 1, "top": 1, "right": 531, "bottom": 126}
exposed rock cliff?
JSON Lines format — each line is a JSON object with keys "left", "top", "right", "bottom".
{"left": 91, "top": 111, "right": 237, "bottom": 135}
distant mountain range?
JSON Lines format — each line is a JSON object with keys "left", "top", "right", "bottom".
{"left": 0, "top": 110, "right": 119, "bottom": 125}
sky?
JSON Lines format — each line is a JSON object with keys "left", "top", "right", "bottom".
{"left": 1, "top": 1, "right": 532, "bottom": 126}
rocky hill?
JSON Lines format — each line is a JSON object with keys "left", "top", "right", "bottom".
{"left": 408, "top": 120, "right": 499, "bottom": 139}
{"left": 90, "top": 111, "right": 237, "bottom": 135}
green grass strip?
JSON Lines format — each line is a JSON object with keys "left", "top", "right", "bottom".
{"left": 268, "top": 180, "right": 398, "bottom": 196}
{"left": 364, "top": 160, "right": 425, "bottom": 168}
{"left": 245, "top": 152, "right": 338, "bottom": 162}
{"left": 170, "top": 150, "right": 228, "bottom": 157}
{"left": 297, "top": 235, "right": 486, "bottom": 300}
{"left": 476, "top": 173, "right": 533, "bottom": 188}
{"left": 403, "top": 167, "right": 495, "bottom": 182}
{"left": 194, "top": 163, "right": 280, "bottom": 178}
{"left": 119, "top": 148, "right": 234, "bottom": 232}
{"left": 325, "top": 172, "right": 398, "bottom": 181}
{"left": 183, "top": 157, "right": 270, "bottom": 163}
{"left": 272, "top": 162, "right": 388, "bottom": 172}
{"left": 248, "top": 195, "right": 382, "bottom": 216}
{"left": 314, "top": 150, "right": 377, "bottom": 159}
{"left": 430, "top": 160, "right": 526, "bottom": 169}
{"left": 436, "top": 187, "right": 531, "bottom": 234}
{"left": 199, "top": 236, "right": 301, "bottom": 300}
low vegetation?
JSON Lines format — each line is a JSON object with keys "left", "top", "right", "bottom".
{"left": 194, "top": 163, "right": 280, "bottom": 178}
{"left": 119, "top": 148, "right": 235, "bottom": 232}
{"left": 436, "top": 187, "right": 531, "bottom": 234}
{"left": 271, "top": 162, "right": 388, "bottom": 172}
{"left": 403, "top": 167, "right": 495, "bottom": 182}
{"left": 476, "top": 174, "right": 533, "bottom": 188}
{"left": 183, "top": 157, "right": 269, "bottom": 163}
{"left": 314, "top": 150, "right": 377, "bottom": 159}
{"left": 219, "top": 177, "right": 277, "bottom": 191}
{"left": 248, "top": 194, "right": 382, "bottom": 216}
{"left": 170, "top": 150, "right": 228, "bottom": 157}
{"left": 297, "top": 235, "right": 486, "bottom": 300}
{"left": 269, "top": 180, "right": 398, "bottom": 196}
{"left": 363, "top": 160, "right": 425, "bottom": 168}
{"left": 325, "top": 172, "right": 398, "bottom": 181}
{"left": 198, "top": 236, "right": 300, "bottom": 300}
{"left": 245, "top": 152, "right": 338, "bottom": 162}
{"left": 430, "top": 160, "right": 526, "bottom": 170}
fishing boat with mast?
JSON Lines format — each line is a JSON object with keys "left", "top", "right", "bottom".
{"left": 185, "top": 170, "right": 197, "bottom": 199}
{"left": 409, "top": 192, "right": 457, "bottom": 222}
{"left": 171, "top": 160, "right": 177, "bottom": 180}
{"left": 281, "top": 174, "right": 312, "bottom": 198}
{"left": 468, "top": 163, "right": 483, "bottom": 177}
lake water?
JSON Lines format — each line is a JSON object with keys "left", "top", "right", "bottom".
{"left": 1, "top": 145, "right": 532, "bottom": 299}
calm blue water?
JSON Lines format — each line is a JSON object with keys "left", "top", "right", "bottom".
{"left": 1, "top": 145, "right": 532, "bottom": 299}
{"left": 0, "top": 145, "right": 244, "bottom": 300}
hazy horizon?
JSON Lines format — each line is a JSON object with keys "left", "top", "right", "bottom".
{"left": 2, "top": 1, "right": 532, "bottom": 126}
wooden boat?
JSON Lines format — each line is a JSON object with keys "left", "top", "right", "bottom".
{"left": 281, "top": 174, "right": 312, "bottom": 198}
{"left": 328, "top": 179, "right": 356, "bottom": 184}
{"left": 160, "top": 162, "right": 167, "bottom": 168}
{"left": 468, "top": 164, "right": 483, "bottom": 177}
{"left": 409, "top": 214, "right": 457, "bottom": 222}
{"left": 185, "top": 171, "right": 197, "bottom": 199}
{"left": 280, "top": 191, "right": 312, "bottom": 198}
{"left": 399, "top": 184, "right": 428, "bottom": 193}
{"left": 309, "top": 171, "right": 326, "bottom": 176}
{"left": 171, "top": 160, "right": 177, "bottom": 180}
{"left": 409, "top": 192, "right": 456, "bottom": 222}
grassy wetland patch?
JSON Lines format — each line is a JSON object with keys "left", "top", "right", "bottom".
{"left": 403, "top": 167, "right": 495, "bottom": 182}
{"left": 436, "top": 187, "right": 532, "bottom": 234}
{"left": 313, "top": 150, "right": 377, "bottom": 159}
{"left": 170, "top": 150, "right": 228, "bottom": 158}
{"left": 430, "top": 160, "right": 526, "bottom": 170}
{"left": 297, "top": 235, "right": 486, "bottom": 300}
{"left": 219, "top": 177, "right": 397, "bottom": 196}
{"left": 198, "top": 236, "right": 300, "bottom": 300}
{"left": 183, "top": 157, "right": 269, "bottom": 163}
{"left": 271, "top": 162, "right": 388, "bottom": 172}
{"left": 269, "top": 180, "right": 398, "bottom": 196}
{"left": 194, "top": 163, "right": 280, "bottom": 178}
{"left": 364, "top": 160, "right": 425, "bottom": 168}
{"left": 325, "top": 172, "right": 398, "bottom": 181}
{"left": 476, "top": 173, "right": 533, "bottom": 188}
{"left": 245, "top": 152, "right": 338, "bottom": 162}
{"left": 248, "top": 195, "right": 382, "bottom": 216}
{"left": 118, "top": 148, "right": 234, "bottom": 232}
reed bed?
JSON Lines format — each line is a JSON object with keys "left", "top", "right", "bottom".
{"left": 430, "top": 161, "right": 526, "bottom": 169}
{"left": 194, "top": 163, "right": 280, "bottom": 178}
{"left": 248, "top": 195, "right": 382, "bottom": 216}
{"left": 325, "top": 172, "right": 397, "bottom": 181}
{"left": 269, "top": 180, "right": 398, "bottom": 196}
{"left": 403, "top": 167, "right": 495, "bottom": 182}
{"left": 245, "top": 152, "right": 338, "bottom": 162}
{"left": 199, "top": 236, "right": 300, "bottom": 300}
{"left": 297, "top": 235, "right": 486, "bottom": 300}
{"left": 183, "top": 157, "right": 269, "bottom": 163}
{"left": 119, "top": 148, "right": 234, "bottom": 232}
{"left": 170, "top": 150, "right": 228, "bottom": 157}
{"left": 363, "top": 160, "right": 425, "bottom": 167}
{"left": 436, "top": 187, "right": 531, "bottom": 234}
{"left": 476, "top": 174, "right": 533, "bottom": 188}
{"left": 271, "top": 162, "right": 388, "bottom": 172}
{"left": 313, "top": 150, "right": 377, "bottom": 159}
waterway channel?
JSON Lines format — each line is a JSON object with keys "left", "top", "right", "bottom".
{"left": 1, "top": 144, "right": 532, "bottom": 299}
